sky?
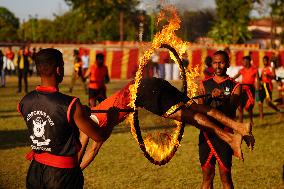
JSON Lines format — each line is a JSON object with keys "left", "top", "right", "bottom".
{"left": 0, "top": 0, "right": 70, "bottom": 21}
{"left": 0, "top": 0, "right": 216, "bottom": 21}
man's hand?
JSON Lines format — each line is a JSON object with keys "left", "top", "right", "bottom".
{"left": 82, "top": 105, "right": 91, "bottom": 116}
{"left": 211, "top": 88, "right": 224, "bottom": 98}
{"left": 106, "top": 107, "right": 120, "bottom": 127}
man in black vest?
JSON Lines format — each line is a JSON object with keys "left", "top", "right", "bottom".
{"left": 197, "top": 50, "right": 248, "bottom": 189}
{"left": 18, "top": 48, "right": 115, "bottom": 189}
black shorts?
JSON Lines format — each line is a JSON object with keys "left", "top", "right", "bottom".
{"left": 136, "top": 78, "right": 190, "bottom": 116}
{"left": 26, "top": 160, "right": 84, "bottom": 189}
{"left": 259, "top": 83, "right": 272, "bottom": 102}
{"left": 89, "top": 87, "right": 106, "bottom": 102}
{"left": 199, "top": 131, "right": 233, "bottom": 172}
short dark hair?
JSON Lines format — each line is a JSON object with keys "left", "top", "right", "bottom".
{"left": 263, "top": 55, "right": 269, "bottom": 62}
{"left": 205, "top": 56, "right": 212, "bottom": 67}
{"left": 213, "top": 50, "right": 230, "bottom": 65}
{"left": 96, "top": 53, "right": 104, "bottom": 60}
{"left": 35, "top": 48, "right": 63, "bottom": 76}
{"left": 243, "top": 56, "right": 251, "bottom": 62}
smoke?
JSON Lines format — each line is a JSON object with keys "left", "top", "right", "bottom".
{"left": 139, "top": 0, "right": 216, "bottom": 12}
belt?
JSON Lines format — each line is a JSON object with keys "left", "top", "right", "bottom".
{"left": 25, "top": 151, "right": 78, "bottom": 168}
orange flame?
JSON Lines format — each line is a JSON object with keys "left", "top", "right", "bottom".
{"left": 127, "top": 5, "right": 200, "bottom": 164}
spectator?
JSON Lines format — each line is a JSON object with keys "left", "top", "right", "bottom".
{"left": 0, "top": 50, "right": 5, "bottom": 87}
{"left": 17, "top": 47, "right": 30, "bottom": 93}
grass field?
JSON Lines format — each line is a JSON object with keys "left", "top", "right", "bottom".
{"left": 0, "top": 76, "right": 283, "bottom": 189}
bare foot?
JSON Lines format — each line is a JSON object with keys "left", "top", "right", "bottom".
{"left": 230, "top": 133, "right": 244, "bottom": 161}
{"left": 243, "top": 134, "right": 255, "bottom": 150}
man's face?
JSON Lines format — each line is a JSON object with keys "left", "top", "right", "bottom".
{"left": 243, "top": 59, "right": 250, "bottom": 68}
{"left": 96, "top": 57, "right": 104, "bottom": 67}
{"left": 263, "top": 58, "right": 269, "bottom": 66}
{"left": 212, "top": 54, "right": 228, "bottom": 76}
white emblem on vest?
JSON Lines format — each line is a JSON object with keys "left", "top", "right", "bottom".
{"left": 30, "top": 117, "right": 51, "bottom": 146}
{"left": 224, "top": 87, "right": 231, "bottom": 95}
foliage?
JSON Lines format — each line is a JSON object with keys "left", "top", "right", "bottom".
{"left": 0, "top": 7, "right": 19, "bottom": 41}
{"left": 270, "top": 0, "right": 284, "bottom": 43}
{"left": 18, "top": 10, "right": 97, "bottom": 43}
{"left": 179, "top": 9, "right": 216, "bottom": 42}
{"left": 209, "top": 0, "right": 254, "bottom": 44}
{"left": 64, "top": 0, "right": 140, "bottom": 41}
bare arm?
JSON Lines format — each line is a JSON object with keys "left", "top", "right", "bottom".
{"left": 232, "top": 71, "right": 241, "bottom": 80}
{"left": 77, "top": 106, "right": 121, "bottom": 170}
{"left": 77, "top": 131, "right": 90, "bottom": 163}
{"left": 255, "top": 71, "right": 260, "bottom": 90}
{"left": 105, "top": 70, "right": 110, "bottom": 84}
{"left": 84, "top": 67, "right": 91, "bottom": 79}
{"left": 73, "top": 100, "right": 113, "bottom": 142}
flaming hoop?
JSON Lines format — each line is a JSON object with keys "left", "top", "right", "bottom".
{"left": 127, "top": 6, "right": 200, "bottom": 165}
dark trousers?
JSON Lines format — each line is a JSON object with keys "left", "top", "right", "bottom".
{"left": 18, "top": 69, "right": 28, "bottom": 93}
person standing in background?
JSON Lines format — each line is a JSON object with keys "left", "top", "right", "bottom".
{"left": 5, "top": 46, "right": 15, "bottom": 75}
{"left": 257, "top": 56, "right": 281, "bottom": 118}
{"left": 17, "top": 47, "right": 30, "bottom": 93}
{"left": 151, "top": 52, "right": 160, "bottom": 78}
{"left": 84, "top": 53, "right": 110, "bottom": 107}
{"left": 233, "top": 56, "right": 260, "bottom": 124}
{"left": 0, "top": 50, "right": 5, "bottom": 87}
{"left": 81, "top": 50, "right": 89, "bottom": 76}
{"left": 203, "top": 56, "right": 214, "bottom": 79}
{"left": 69, "top": 49, "right": 88, "bottom": 94}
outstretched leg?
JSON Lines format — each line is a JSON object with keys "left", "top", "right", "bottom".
{"left": 189, "top": 103, "right": 251, "bottom": 136}
{"left": 168, "top": 108, "right": 243, "bottom": 160}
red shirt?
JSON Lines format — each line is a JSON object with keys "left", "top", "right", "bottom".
{"left": 239, "top": 66, "right": 258, "bottom": 85}
{"left": 261, "top": 66, "right": 274, "bottom": 90}
{"left": 204, "top": 67, "right": 215, "bottom": 79}
{"left": 5, "top": 51, "right": 14, "bottom": 60}
{"left": 89, "top": 65, "right": 108, "bottom": 89}
{"left": 261, "top": 67, "right": 273, "bottom": 84}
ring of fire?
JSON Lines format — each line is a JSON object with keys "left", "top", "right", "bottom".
{"left": 127, "top": 6, "right": 200, "bottom": 165}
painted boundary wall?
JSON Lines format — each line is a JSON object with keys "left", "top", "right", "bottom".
{"left": 30, "top": 42, "right": 284, "bottom": 79}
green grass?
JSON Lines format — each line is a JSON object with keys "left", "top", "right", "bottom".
{"left": 0, "top": 76, "right": 283, "bottom": 189}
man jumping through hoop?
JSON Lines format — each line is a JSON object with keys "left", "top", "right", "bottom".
{"left": 79, "top": 64, "right": 254, "bottom": 170}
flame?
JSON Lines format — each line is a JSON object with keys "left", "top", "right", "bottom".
{"left": 127, "top": 5, "right": 200, "bottom": 164}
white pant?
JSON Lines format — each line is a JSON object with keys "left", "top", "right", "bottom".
{"left": 172, "top": 63, "right": 180, "bottom": 80}
{"left": 165, "top": 63, "right": 173, "bottom": 81}
{"left": 5, "top": 58, "right": 15, "bottom": 70}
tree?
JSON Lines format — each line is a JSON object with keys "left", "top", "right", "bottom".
{"left": 209, "top": 0, "right": 255, "bottom": 44}
{"left": 270, "top": 0, "right": 284, "bottom": 46}
{"left": 64, "top": 0, "right": 140, "bottom": 41}
{"left": 179, "top": 9, "right": 216, "bottom": 42}
{"left": 0, "top": 7, "right": 19, "bottom": 41}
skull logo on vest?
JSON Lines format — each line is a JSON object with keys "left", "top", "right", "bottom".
{"left": 30, "top": 117, "right": 51, "bottom": 147}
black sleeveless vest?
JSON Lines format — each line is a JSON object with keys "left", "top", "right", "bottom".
{"left": 202, "top": 77, "right": 238, "bottom": 118}
{"left": 18, "top": 86, "right": 81, "bottom": 156}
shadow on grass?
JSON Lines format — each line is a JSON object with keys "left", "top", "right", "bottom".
{"left": 0, "top": 129, "right": 28, "bottom": 149}
{"left": 242, "top": 112, "right": 276, "bottom": 119}
{"left": 0, "top": 114, "right": 20, "bottom": 118}
{"left": 0, "top": 109, "right": 17, "bottom": 113}
{"left": 112, "top": 124, "right": 177, "bottom": 134}
{"left": 0, "top": 125, "right": 178, "bottom": 149}
{"left": 255, "top": 120, "right": 283, "bottom": 128}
